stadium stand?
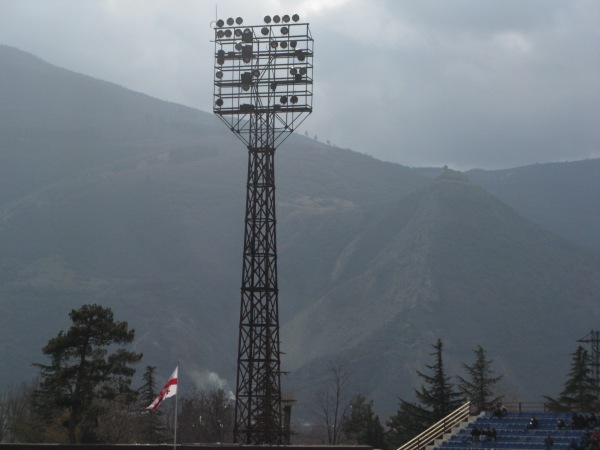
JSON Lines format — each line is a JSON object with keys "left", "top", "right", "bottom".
{"left": 431, "top": 412, "right": 596, "bottom": 450}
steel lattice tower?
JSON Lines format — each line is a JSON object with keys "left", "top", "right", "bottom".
{"left": 578, "top": 330, "right": 600, "bottom": 388}
{"left": 212, "top": 14, "right": 313, "bottom": 444}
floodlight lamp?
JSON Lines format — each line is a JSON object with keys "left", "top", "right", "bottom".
{"left": 264, "top": 15, "right": 272, "bottom": 23}
{"left": 281, "top": 41, "right": 288, "bottom": 49}
{"left": 299, "top": 67, "right": 307, "bottom": 75}
{"left": 217, "top": 30, "right": 225, "bottom": 38}
{"left": 290, "top": 95, "right": 298, "bottom": 104}
{"left": 216, "top": 19, "right": 224, "bottom": 27}
{"left": 280, "top": 95, "right": 288, "bottom": 104}
{"left": 242, "top": 29, "right": 253, "bottom": 43}
{"left": 216, "top": 98, "right": 224, "bottom": 107}
{"left": 292, "top": 14, "right": 300, "bottom": 22}
{"left": 235, "top": 29, "right": 242, "bottom": 37}
{"left": 236, "top": 17, "right": 243, "bottom": 25}
{"left": 282, "top": 15, "right": 290, "bottom": 23}
{"left": 281, "top": 26, "right": 288, "bottom": 35}
{"left": 261, "top": 27, "right": 269, "bottom": 35}
{"left": 242, "top": 45, "right": 253, "bottom": 61}
{"left": 235, "top": 42, "right": 243, "bottom": 51}
{"left": 296, "top": 50, "right": 305, "bottom": 61}
{"left": 271, "top": 82, "right": 277, "bottom": 91}
{"left": 216, "top": 70, "right": 223, "bottom": 79}
{"left": 227, "top": 17, "right": 235, "bottom": 26}
{"left": 290, "top": 68, "right": 298, "bottom": 75}
{"left": 224, "top": 29, "right": 232, "bottom": 37}
{"left": 241, "top": 72, "right": 253, "bottom": 84}
{"left": 217, "top": 50, "right": 225, "bottom": 65}
{"left": 252, "top": 69, "right": 260, "bottom": 77}
{"left": 273, "top": 15, "right": 281, "bottom": 23}
{"left": 270, "top": 40, "right": 278, "bottom": 49}
{"left": 290, "top": 40, "right": 297, "bottom": 48}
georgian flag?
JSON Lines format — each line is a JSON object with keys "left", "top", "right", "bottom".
{"left": 147, "top": 366, "right": 178, "bottom": 411}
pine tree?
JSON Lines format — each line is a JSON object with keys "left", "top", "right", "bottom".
{"left": 457, "top": 345, "right": 503, "bottom": 410}
{"left": 137, "top": 366, "right": 167, "bottom": 443}
{"left": 386, "top": 400, "right": 430, "bottom": 448}
{"left": 387, "top": 339, "right": 463, "bottom": 447}
{"left": 34, "top": 304, "right": 142, "bottom": 443}
{"left": 342, "top": 395, "right": 384, "bottom": 448}
{"left": 545, "top": 346, "right": 600, "bottom": 411}
{"left": 415, "top": 338, "right": 464, "bottom": 422}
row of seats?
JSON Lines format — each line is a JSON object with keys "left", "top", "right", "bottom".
{"left": 433, "top": 412, "right": 588, "bottom": 450}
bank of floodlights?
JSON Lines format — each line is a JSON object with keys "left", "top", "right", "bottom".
{"left": 213, "top": 14, "right": 313, "bottom": 147}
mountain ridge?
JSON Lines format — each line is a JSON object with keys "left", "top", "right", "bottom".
{"left": 0, "top": 45, "right": 599, "bottom": 421}
{"left": 282, "top": 170, "right": 600, "bottom": 415}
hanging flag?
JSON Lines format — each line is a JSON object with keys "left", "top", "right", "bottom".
{"left": 147, "top": 366, "right": 178, "bottom": 411}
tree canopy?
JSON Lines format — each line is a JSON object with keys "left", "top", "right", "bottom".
{"left": 415, "top": 338, "right": 464, "bottom": 421}
{"left": 387, "top": 339, "right": 463, "bottom": 447}
{"left": 34, "top": 304, "right": 142, "bottom": 443}
{"left": 545, "top": 345, "right": 600, "bottom": 412}
{"left": 457, "top": 345, "right": 503, "bottom": 410}
{"left": 342, "top": 394, "right": 384, "bottom": 448}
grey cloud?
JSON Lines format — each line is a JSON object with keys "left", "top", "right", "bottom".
{"left": 0, "top": 0, "right": 597, "bottom": 169}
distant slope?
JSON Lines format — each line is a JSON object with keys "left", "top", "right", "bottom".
{"left": 1, "top": 45, "right": 599, "bottom": 423}
{"left": 0, "top": 45, "right": 429, "bottom": 392}
{"left": 281, "top": 170, "right": 600, "bottom": 417}
{"left": 467, "top": 160, "right": 600, "bottom": 252}
{"left": 414, "top": 161, "right": 600, "bottom": 253}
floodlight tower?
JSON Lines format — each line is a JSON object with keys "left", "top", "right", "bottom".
{"left": 578, "top": 330, "right": 600, "bottom": 388}
{"left": 212, "top": 14, "right": 313, "bottom": 444}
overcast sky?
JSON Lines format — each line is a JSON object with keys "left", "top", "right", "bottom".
{"left": 1, "top": 0, "right": 598, "bottom": 169}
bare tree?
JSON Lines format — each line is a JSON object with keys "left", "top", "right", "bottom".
{"left": 0, "top": 380, "right": 39, "bottom": 442}
{"left": 178, "top": 388, "right": 234, "bottom": 443}
{"left": 313, "top": 361, "right": 353, "bottom": 444}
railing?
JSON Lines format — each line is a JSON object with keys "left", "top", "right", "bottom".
{"left": 397, "top": 401, "right": 472, "bottom": 450}
{"left": 502, "top": 401, "right": 551, "bottom": 413}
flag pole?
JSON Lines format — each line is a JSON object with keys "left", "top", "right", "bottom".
{"left": 174, "top": 364, "right": 179, "bottom": 449}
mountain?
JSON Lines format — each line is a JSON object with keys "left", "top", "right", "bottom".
{"left": 280, "top": 169, "right": 600, "bottom": 416}
{"left": 414, "top": 161, "right": 600, "bottom": 254}
{"left": 467, "top": 161, "right": 600, "bottom": 253}
{"left": 0, "top": 45, "right": 428, "bottom": 395}
{"left": 1, "top": 45, "right": 599, "bottom": 420}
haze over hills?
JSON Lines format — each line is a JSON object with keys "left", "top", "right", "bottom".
{"left": 281, "top": 170, "right": 600, "bottom": 415}
{"left": 467, "top": 161, "right": 600, "bottom": 253}
{"left": 1, "top": 45, "right": 599, "bottom": 419}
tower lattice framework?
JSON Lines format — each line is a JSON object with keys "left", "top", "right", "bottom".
{"left": 578, "top": 330, "right": 600, "bottom": 388}
{"left": 212, "top": 14, "right": 313, "bottom": 444}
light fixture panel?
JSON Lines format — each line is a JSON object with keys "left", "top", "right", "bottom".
{"left": 212, "top": 15, "right": 313, "bottom": 148}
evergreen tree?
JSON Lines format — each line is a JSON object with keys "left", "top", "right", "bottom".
{"left": 387, "top": 339, "right": 463, "bottom": 447}
{"left": 545, "top": 346, "right": 600, "bottom": 411}
{"left": 385, "top": 400, "right": 430, "bottom": 449}
{"left": 414, "top": 338, "right": 464, "bottom": 422}
{"left": 342, "top": 395, "right": 384, "bottom": 448}
{"left": 140, "top": 366, "right": 158, "bottom": 407}
{"left": 137, "top": 366, "right": 167, "bottom": 443}
{"left": 34, "top": 304, "right": 142, "bottom": 443}
{"left": 457, "top": 345, "right": 503, "bottom": 410}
